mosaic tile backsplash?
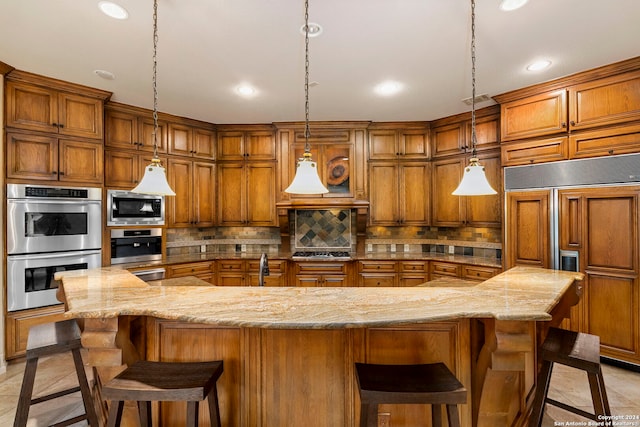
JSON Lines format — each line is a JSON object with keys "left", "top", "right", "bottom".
{"left": 294, "top": 209, "right": 351, "bottom": 249}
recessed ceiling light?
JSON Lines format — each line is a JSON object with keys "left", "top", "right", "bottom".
{"left": 236, "top": 85, "right": 256, "bottom": 97}
{"left": 374, "top": 81, "right": 403, "bottom": 96}
{"left": 94, "top": 69, "right": 116, "bottom": 80}
{"left": 526, "top": 60, "right": 552, "bottom": 71}
{"left": 300, "top": 23, "right": 323, "bottom": 37}
{"left": 98, "top": 1, "right": 129, "bottom": 20}
{"left": 499, "top": 0, "right": 528, "bottom": 11}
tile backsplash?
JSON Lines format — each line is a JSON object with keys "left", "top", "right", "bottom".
{"left": 294, "top": 209, "right": 352, "bottom": 249}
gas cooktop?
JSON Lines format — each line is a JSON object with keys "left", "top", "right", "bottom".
{"left": 292, "top": 251, "right": 352, "bottom": 260}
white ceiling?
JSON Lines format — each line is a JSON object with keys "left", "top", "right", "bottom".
{"left": 1, "top": 0, "right": 639, "bottom": 125}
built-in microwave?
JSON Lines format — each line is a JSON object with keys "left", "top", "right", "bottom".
{"left": 107, "top": 190, "right": 164, "bottom": 226}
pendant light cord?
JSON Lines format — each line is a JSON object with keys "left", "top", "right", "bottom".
{"left": 152, "top": 0, "right": 160, "bottom": 160}
{"left": 304, "top": 0, "right": 311, "bottom": 153}
{"left": 470, "top": 0, "right": 477, "bottom": 158}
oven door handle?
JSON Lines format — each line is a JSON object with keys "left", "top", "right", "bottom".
{"left": 8, "top": 199, "right": 102, "bottom": 206}
{"left": 7, "top": 249, "right": 102, "bottom": 261}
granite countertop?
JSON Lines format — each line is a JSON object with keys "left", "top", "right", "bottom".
{"left": 56, "top": 266, "right": 582, "bottom": 328}
{"left": 116, "top": 251, "right": 502, "bottom": 270}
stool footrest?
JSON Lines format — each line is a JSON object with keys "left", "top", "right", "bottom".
{"left": 31, "top": 386, "right": 81, "bottom": 405}
{"left": 546, "top": 398, "right": 599, "bottom": 421}
{"left": 50, "top": 414, "right": 89, "bottom": 427}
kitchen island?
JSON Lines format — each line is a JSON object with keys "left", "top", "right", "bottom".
{"left": 56, "top": 266, "right": 583, "bottom": 427}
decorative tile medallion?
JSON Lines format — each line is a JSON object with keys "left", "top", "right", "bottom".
{"left": 294, "top": 209, "right": 351, "bottom": 249}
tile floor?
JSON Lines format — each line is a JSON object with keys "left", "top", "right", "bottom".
{"left": 0, "top": 352, "right": 639, "bottom": 426}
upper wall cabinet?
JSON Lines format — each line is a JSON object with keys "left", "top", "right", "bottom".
{"left": 168, "top": 122, "right": 216, "bottom": 160}
{"left": 217, "top": 126, "right": 276, "bottom": 161}
{"left": 367, "top": 123, "right": 429, "bottom": 160}
{"left": 498, "top": 68, "right": 640, "bottom": 142}
{"left": 431, "top": 106, "right": 500, "bottom": 158}
{"left": 6, "top": 71, "right": 110, "bottom": 140}
{"left": 105, "top": 103, "right": 168, "bottom": 153}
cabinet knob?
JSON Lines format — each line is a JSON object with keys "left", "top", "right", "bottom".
{"left": 52, "top": 123, "right": 58, "bottom": 127}
{"left": 570, "top": 120, "right": 576, "bottom": 126}
{"left": 52, "top": 171, "right": 58, "bottom": 175}
{"left": 609, "top": 149, "right": 614, "bottom": 155}
{"left": 58, "top": 123, "right": 64, "bottom": 128}
{"left": 561, "top": 122, "right": 567, "bottom": 128}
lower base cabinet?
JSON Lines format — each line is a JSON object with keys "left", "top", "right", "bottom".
{"left": 217, "top": 259, "right": 287, "bottom": 286}
{"left": 166, "top": 261, "right": 216, "bottom": 284}
{"left": 5, "top": 305, "right": 66, "bottom": 359}
{"left": 293, "top": 262, "right": 350, "bottom": 287}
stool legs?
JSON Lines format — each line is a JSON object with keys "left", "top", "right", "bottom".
{"left": 13, "top": 358, "right": 38, "bottom": 427}
{"left": 71, "top": 346, "right": 100, "bottom": 426}
{"left": 359, "top": 402, "right": 461, "bottom": 427}
{"left": 207, "top": 384, "right": 222, "bottom": 427}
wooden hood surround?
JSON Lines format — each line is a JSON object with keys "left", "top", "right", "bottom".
{"left": 276, "top": 199, "right": 369, "bottom": 253}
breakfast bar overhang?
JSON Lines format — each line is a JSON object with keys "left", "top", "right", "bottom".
{"left": 56, "top": 266, "right": 583, "bottom": 427}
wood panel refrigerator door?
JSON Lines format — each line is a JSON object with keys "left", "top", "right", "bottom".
{"left": 505, "top": 190, "right": 551, "bottom": 269}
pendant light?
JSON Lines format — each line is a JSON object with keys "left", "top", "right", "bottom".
{"left": 132, "top": 0, "right": 176, "bottom": 196}
{"left": 452, "top": 0, "right": 497, "bottom": 196}
{"left": 284, "top": 0, "right": 329, "bottom": 195}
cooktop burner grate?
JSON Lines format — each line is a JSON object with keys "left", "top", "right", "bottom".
{"left": 292, "top": 251, "right": 351, "bottom": 259}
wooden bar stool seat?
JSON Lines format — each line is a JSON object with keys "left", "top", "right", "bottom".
{"left": 14, "top": 319, "right": 99, "bottom": 427}
{"left": 102, "top": 360, "right": 224, "bottom": 427}
{"left": 529, "top": 327, "right": 611, "bottom": 426}
{"left": 355, "top": 362, "right": 467, "bottom": 427}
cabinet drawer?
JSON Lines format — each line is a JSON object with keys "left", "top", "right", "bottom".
{"left": 569, "top": 123, "right": 640, "bottom": 159}
{"left": 430, "top": 261, "right": 460, "bottom": 277}
{"left": 247, "top": 259, "right": 286, "bottom": 273}
{"left": 295, "top": 262, "right": 349, "bottom": 275}
{"left": 358, "top": 261, "right": 397, "bottom": 273}
{"left": 217, "top": 260, "right": 244, "bottom": 272}
{"left": 501, "top": 136, "right": 569, "bottom": 166}
{"left": 360, "top": 274, "right": 396, "bottom": 287}
{"left": 399, "top": 261, "right": 427, "bottom": 273}
{"left": 462, "top": 265, "right": 501, "bottom": 281}
{"left": 167, "top": 261, "right": 215, "bottom": 277}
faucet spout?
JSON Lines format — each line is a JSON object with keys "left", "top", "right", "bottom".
{"left": 258, "top": 253, "right": 270, "bottom": 286}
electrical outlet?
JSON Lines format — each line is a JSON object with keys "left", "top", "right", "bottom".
{"left": 448, "top": 245, "right": 455, "bottom": 254}
{"left": 367, "top": 243, "right": 373, "bottom": 252}
{"left": 378, "top": 412, "right": 391, "bottom": 427}
{"left": 241, "top": 244, "right": 247, "bottom": 252}
{"left": 404, "top": 244, "right": 409, "bottom": 252}
{"left": 390, "top": 244, "right": 396, "bottom": 252}
{"left": 200, "top": 245, "right": 206, "bottom": 253}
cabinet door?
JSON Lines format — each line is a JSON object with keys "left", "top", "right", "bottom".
{"left": 505, "top": 190, "right": 551, "bottom": 269}
{"left": 501, "top": 89, "right": 567, "bottom": 141}
{"left": 193, "top": 161, "right": 216, "bottom": 227}
{"left": 58, "top": 139, "right": 104, "bottom": 184}
{"left": 501, "top": 136, "right": 569, "bottom": 166}
{"left": 217, "top": 131, "right": 245, "bottom": 160}
{"left": 360, "top": 274, "right": 396, "bottom": 287}
{"left": 217, "top": 162, "right": 246, "bottom": 225}
{"left": 58, "top": 92, "right": 103, "bottom": 139}
{"left": 105, "top": 108, "right": 139, "bottom": 149}
{"left": 167, "top": 158, "right": 194, "bottom": 227}
{"left": 368, "top": 130, "right": 398, "bottom": 160}
{"left": 168, "top": 122, "right": 193, "bottom": 157}
{"left": 432, "top": 123, "right": 464, "bottom": 157}
{"left": 465, "top": 114, "right": 500, "bottom": 151}
{"left": 6, "top": 132, "right": 58, "bottom": 180}
{"left": 139, "top": 116, "right": 168, "bottom": 153}
{"left": 465, "top": 152, "right": 502, "bottom": 227}
{"left": 6, "top": 81, "right": 58, "bottom": 133}
{"left": 193, "top": 127, "right": 216, "bottom": 159}
{"left": 369, "top": 162, "right": 399, "bottom": 225}
{"left": 569, "top": 70, "right": 640, "bottom": 131}
{"left": 105, "top": 150, "right": 139, "bottom": 187}
{"left": 247, "top": 162, "right": 277, "bottom": 226}
{"left": 246, "top": 131, "right": 276, "bottom": 160}
{"left": 432, "top": 158, "right": 464, "bottom": 227}
{"left": 400, "top": 129, "right": 429, "bottom": 159}
{"left": 399, "top": 163, "right": 430, "bottom": 225}
{"left": 569, "top": 123, "right": 640, "bottom": 159}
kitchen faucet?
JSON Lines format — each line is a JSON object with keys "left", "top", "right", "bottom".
{"left": 259, "top": 253, "right": 270, "bottom": 287}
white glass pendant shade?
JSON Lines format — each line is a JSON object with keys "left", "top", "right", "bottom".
{"left": 452, "top": 157, "right": 497, "bottom": 196}
{"left": 131, "top": 158, "right": 176, "bottom": 196}
{"left": 285, "top": 153, "right": 329, "bottom": 194}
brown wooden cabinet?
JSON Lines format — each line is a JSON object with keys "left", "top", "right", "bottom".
{"left": 501, "top": 136, "right": 569, "bottom": 166}
{"left": 167, "top": 158, "right": 216, "bottom": 227}
{"left": 104, "top": 149, "right": 162, "bottom": 188}
{"left": 369, "top": 161, "right": 430, "bottom": 226}
{"left": 217, "top": 258, "right": 287, "bottom": 286}
{"left": 5, "top": 305, "right": 66, "bottom": 359}
{"left": 432, "top": 151, "right": 501, "bottom": 227}
{"left": 398, "top": 261, "right": 429, "bottom": 286}
{"left": 568, "top": 122, "right": 640, "bottom": 159}
{"left": 217, "top": 127, "right": 276, "bottom": 161}
{"left": 7, "top": 131, "right": 104, "bottom": 184}
{"left": 217, "top": 161, "right": 277, "bottom": 226}
{"left": 292, "top": 262, "right": 350, "bottom": 287}
{"left": 358, "top": 261, "right": 398, "bottom": 287}
{"left": 167, "top": 122, "right": 216, "bottom": 159}
{"left": 166, "top": 261, "right": 216, "bottom": 284}
{"left": 367, "top": 124, "right": 429, "bottom": 160}
{"left": 558, "top": 186, "right": 640, "bottom": 365}
{"left": 105, "top": 103, "right": 168, "bottom": 153}
{"left": 431, "top": 107, "right": 500, "bottom": 158}
{"left": 6, "top": 76, "right": 105, "bottom": 140}
{"left": 505, "top": 190, "right": 551, "bottom": 270}
{"left": 500, "top": 90, "right": 568, "bottom": 142}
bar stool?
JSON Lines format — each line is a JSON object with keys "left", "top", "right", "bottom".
{"left": 355, "top": 362, "right": 467, "bottom": 427}
{"left": 14, "top": 319, "right": 99, "bottom": 427}
{"left": 102, "top": 359, "right": 224, "bottom": 427}
{"left": 529, "top": 327, "right": 611, "bottom": 427}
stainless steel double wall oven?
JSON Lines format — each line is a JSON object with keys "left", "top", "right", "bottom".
{"left": 6, "top": 183, "right": 102, "bottom": 311}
